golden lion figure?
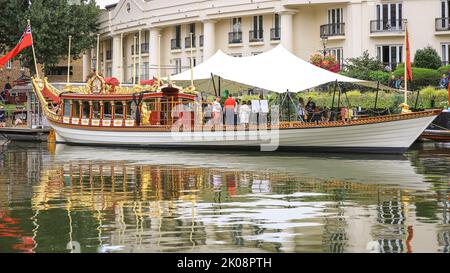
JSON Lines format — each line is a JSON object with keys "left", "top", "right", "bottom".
{"left": 400, "top": 103, "right": 412, "bottom": 114}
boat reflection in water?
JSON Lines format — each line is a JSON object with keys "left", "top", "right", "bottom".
{"left": 1, "top": 143, "right": 449, "bottom": 253}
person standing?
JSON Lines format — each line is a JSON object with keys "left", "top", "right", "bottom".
{"left": 305, "top": 97, "right": 316, "bottom": 122}
{"left": 297, "top": 97, "right": 306, "bottom": 121}
{"left": 211, "top": 96, "right": 222, "bottom": 126}
{"left": 224, "top": 93, "right": 237, "bottom": 126}
{"left": 239, "top": 100, "right": 251, "bottom": 125}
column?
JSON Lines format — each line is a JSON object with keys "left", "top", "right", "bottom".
{"left": 280, "top": 11, "right": 296, "bottom": 52}
{"left": 82, "top": 51, "right": 91, "bottom": 82}
{"left": 203, "top": 20, "right": 216, "bottom": 60}
{"left": 149, "top": 28, "right": 161, "bottom": 78}
{"left": 102, "top": 40, "right": 107, "bottom": 76}
{"left": 346, "top": 3, "right": 363, "bottom": 58}
{"left": 112, "top": 34, "right": 121, "bottom": 79}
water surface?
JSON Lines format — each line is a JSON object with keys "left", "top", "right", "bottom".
{"left": 0, "top": 142, "right": 449, "bottom": 253}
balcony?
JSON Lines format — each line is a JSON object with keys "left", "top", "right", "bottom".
{"left": 320, "top": 23, "right": 345, "bottom": 38}
{"left": 171, "top": 39, "right": 181, "bottom": 50}
{"left": 106, "top": 50, "right": 112, "bottom": 60}
{"left": 131, "top": 45, "right": 140, "bottom": 55}
{"left": 199, "top": 35, "right": 204, "bottom": 47}
{"left": 249, "top": 29, "right": 264, "bottom": 43}
{"left": 270, "top": 28, "right": 281, "bottom": 41}
{"left": 141, "top": 43, "right": 149, "bottom": 54}
{"left": 370, "top": 19, "right": 405, "bottom": 33}
{"left": 185, "top": 36, "right": 196, "bottom": 49}
{"left": 228, "top": 32, "right": 242, "bottom": 44}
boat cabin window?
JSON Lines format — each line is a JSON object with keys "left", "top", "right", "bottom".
{"left": 115, "top": 102, "right": 124, "bottom": 119}
{"left": 103, "top": 102, "right": 112, "bottom": 119}
{"left": 126, "top": 101, "right": 133, "bottom": 119}
{"left": 72, "top": 101, "right": 80, "bottom": 118}
{"left": 64, "top": 101, "right": 70, "bottom": 117}
{"left": 92, "top": 102, "right": 101, "bottom": 119}
{"left": 82, "top": 102, "right": 90, "bottom": 118}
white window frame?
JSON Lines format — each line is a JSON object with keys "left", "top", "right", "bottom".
{"left": 328, "top": 47, "right": 344, "bottom": 68}
{"left": 375, "top": 2, "right": 403, "bottom": 31}
{"left": 173, "top": 58, "right": 182, "bottom": 74}
{"left": 441, "top": 43, "right": 450, "bottom": 66}
{"left": 376, "top": 44, "right": 403, "bottom": 70}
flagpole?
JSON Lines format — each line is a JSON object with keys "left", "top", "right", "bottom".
{"left": 190, "top": 32, "right": 194, "bottom": 88}
{"left": 67, "top": 35, "right": 72, "bottom": 85}
{"left": 96, "top": 34, "right": 100, "bottom": 76}
{"left": 28, "top": 20, "right": 40, "bottom": 79}
{"left": 404, "top": 22, "right": 408, "bottom": 105}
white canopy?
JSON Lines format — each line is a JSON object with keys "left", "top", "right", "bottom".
{"left": 171, "top": 44, "right": 382, "bottom": 94}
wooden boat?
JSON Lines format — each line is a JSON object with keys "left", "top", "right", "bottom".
{"left": 31, "top": 74, "right": 441, "bottom": 154}
{"left": 421, "top": 129, "right": 450, "bottom": 142}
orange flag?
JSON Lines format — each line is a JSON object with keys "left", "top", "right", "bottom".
{"left": 405, "top": 26, "right": 413, "bottom": 81}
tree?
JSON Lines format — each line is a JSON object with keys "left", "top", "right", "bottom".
{"left": 413, "top": 46, "right": 441, "bottom": 70}
{"left": 0, "top": 0, "right": 101, "bottom": 73}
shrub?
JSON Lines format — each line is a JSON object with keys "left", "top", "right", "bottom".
{"left": 393, "top": 67, "right": 440, "bottom": 89}
{"left": 340, "top": 51, "right": 384, "bottom": 81}
{"left": 310, "top": 53, "right": 340, "bottom": 72}
{"left": 367, "top": 70, "right": 390, "bottom": 85}
{"left": 413, "top": 46, "right": 441, "bottom": 70}
{"left": 437, "top": 65, "right": 450, "bottom": 75}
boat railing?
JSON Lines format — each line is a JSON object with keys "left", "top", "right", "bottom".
{"left": 51, "top": 98, "right": 440, "bottom": 131}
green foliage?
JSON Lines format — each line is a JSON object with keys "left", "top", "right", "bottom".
{"left": 413, "top": 46, "right": 442, "bottom": 70}
{"left": 437, "top": 65, "right": 450, "bottom": 75}
{"left": 0, "top": 0, "right": 101, "bottom": 72}
{"left": 341, "top": 50, "right": 384, "bottom": 81}
{"left": 367, "top": 70, "right": 390, "bottom": 85}
{"left": 293, "top": 87, "right": 447, "bottom": 112}
{"left": 393, "top": 67, "right": 441, "bottom": 89}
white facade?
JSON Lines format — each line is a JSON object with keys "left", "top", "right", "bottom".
{"left": 84, "top": 0, "right": 450, "bottom": 83}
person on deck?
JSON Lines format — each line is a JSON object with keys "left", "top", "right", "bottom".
{"left": 297, "top": 97, "right": 306, "bottom": 122}
{"left": 211, "top": 96, "right": 222, "bottom": 126}
{"left": 305, "top": 97, "right": 316, "bottom": 122}
{"left": 0, "top": 106, "right": 6, "bottom": 127}
{"left": 239, "top": 100, "right": 251, "bottom": 126}
{"left": 224, "top": 93, "right": 237, "bottom": 125}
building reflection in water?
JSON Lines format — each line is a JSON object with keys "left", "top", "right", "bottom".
{"left": 0, "top": 143, "right": 449, "bottom": 253}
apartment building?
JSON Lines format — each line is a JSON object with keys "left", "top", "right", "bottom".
{"left": 87, "top": 0, "right": 450, "bottom": 84}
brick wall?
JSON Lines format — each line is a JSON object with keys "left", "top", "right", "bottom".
{"left": 0, "top": 60, "right": 30, "bottom": 90}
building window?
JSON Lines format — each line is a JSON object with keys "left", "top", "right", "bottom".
{"left": 270, "top": 14, "right": 281, "bottom": 41}
{"left": 188, "top": 57, "right": 196, "bottom": 68}
{"left": 20, "top": 60, "right": 25, "bottom": 71}
{"left": 328, "top": 48, "right": 344, "bottom": 68}
{"left": 6, "top": 60, "right": 12, "bottom": 70}
{"left": 251, "top": 52, "right": 263, "bottom": 56}
{"left": 229, "top": 53, "right": 243, "bottom": 58}
{"left": 250, "top": 15, "right": 264, "bottom": 42}
{"left": 231, "top": 17, "right": 242, "bottom": 33}
{"left": 142, "top": 62, "right": 149, "bottom": 80}
{"left": 187, "top": 23, "right": 196, "bottom": 35}
{"left": 326, "top": 8, "right": 344, "bottom": 36}
{"left": 442, "top": 43, "right": 450, "bottom": 66}
{"left": 173, "top": 58, "right": 182, "bottom": 74}
{"left": 171, "top": 25, "right": 182, "bottom": 50}
{"left": 376, "top": 45, "right": 403, "bottom": 71}
{"left": 229, "top": 18, "right": 243, "bottom": 44}
{"left": 437, "top": 1, "right": 450, "bottom": 31}
{"left": 374, "top": 2, "right": 403, "bottom": 31}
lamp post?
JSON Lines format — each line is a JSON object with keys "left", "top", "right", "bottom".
{"left": 321, "top": 36, "right": 328, "bottom": 57}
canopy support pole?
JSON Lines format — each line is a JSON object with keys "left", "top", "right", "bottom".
{"left": 211, "top": 73, "right": 217, "bottom": 97}
{"left": 218, "top": 76, "right": 221, "bottom": 97}
{"left": 414, "top": 89, "right": 420, "bottom": 111}
{"left": 374, "top": 81, "right": 380, "bottom": 111}
{"left": 331, "top": 80, "right": 337, "bottom": 111}
{"left": 287, "top": 90, "right": 291, "bottom": 122}
{"left": 337, "top": 82, "right": 341, "bottom": 110}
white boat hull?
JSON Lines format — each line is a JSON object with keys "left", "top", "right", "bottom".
{"left": 50, "top": 114, "right": 437, "bottom": 154}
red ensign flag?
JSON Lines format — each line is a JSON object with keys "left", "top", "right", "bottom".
{"left": 405, "top": 27, "right": 413, "bottom": 81}
{"left": 0, "top": 25, "right": 33, "bottom": 67}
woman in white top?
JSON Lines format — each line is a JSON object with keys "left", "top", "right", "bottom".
{"left": 239, "top": 100, "right": 251, "bottom": 125}
{"left": 211, "top": 96, "right": 222, "bottom": 125}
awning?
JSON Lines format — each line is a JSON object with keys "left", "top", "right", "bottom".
{"left": 171, "top": 44, "right": 397, "bottom": 93}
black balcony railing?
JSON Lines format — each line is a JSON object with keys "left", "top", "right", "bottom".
{"left": 199, "top": 35, "right": 204, "bottom": 47}
{"left": 436, "top": 17, "right": 450, "bottom": 31}
{"left": 370, "top": 19, "right": 405, "bottom": 33}
{"left": 131, "top": 45, "right": 140, "bottom": 55}
{"left": 171, "top": 38, "right": 181, "bottom": 50}
{"left": 228, "top": 32, "right": 242, "bottom": 44}
{"left": 270, "top": 28, "right": 281, "bottom": 41}
{"left": 141, "top": 43, "right": 149, "bottom": 54}
{"left": 185, "top": 36, "right": 196, "bottom": 48}
{"left": 106, "top": 50, "right": 112, "bottom": 60}
{"left": 249, "top": 29, "right": 264, "bottom": 42}
{"left": 320, "top": 23, "right": 345, "bottom": 38}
